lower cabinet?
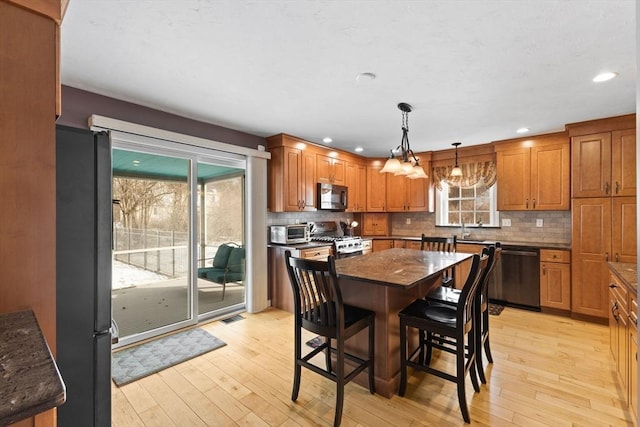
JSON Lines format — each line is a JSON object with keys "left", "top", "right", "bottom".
{"left": 540, "top": 249, "right": 571, "bottom": 310}
{"left": 268, "top": 245, "right": 332, "bottom": 313}
{"left": 372, "top": 239, "right": 393, "bottom": 252}
{"left": 608, "top": 269, "right": 637, "bottom": 419}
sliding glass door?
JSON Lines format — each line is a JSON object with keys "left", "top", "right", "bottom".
{"left": 111, "top": 137, "right": 246, "bottom": 347}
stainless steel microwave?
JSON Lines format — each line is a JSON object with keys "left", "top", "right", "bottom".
{"left": 270, "top": 224, "right": 310, "bottom": 245}
{"left": 317, "top": 183, "right": 348, "bottom": 211}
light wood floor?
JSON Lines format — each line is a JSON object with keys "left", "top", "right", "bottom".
{"left": 112, "top": 307, "right": 636, "bottom": 426}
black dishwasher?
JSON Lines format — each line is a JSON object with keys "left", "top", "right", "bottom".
{"left": 489, "top": 245, "right": 540, "bottom": 310}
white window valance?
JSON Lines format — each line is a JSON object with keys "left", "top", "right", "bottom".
{"left": 432, "top": 161, "right": 497, "bottom": 190}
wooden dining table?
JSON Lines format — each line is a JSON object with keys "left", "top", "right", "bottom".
{"left": 334, "top": 248, "right": 473, "bottom": 398}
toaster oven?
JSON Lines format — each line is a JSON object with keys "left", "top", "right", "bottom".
{"left": 270, "top": 224, "right": 310, "bottom": 244}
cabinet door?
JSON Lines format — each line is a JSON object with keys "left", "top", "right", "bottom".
{"left": 617, "top": 305, "right": 629, "bottom": 388}
{"left": 362, "top": 213, "right": 388, "bottom": 236}
{"left": 332, "top": 158, "right": 346, "bottom": 185}
{"left": 366, "top": 165, "right": 387, "bottom": 211}
{"left": 611, "top": 128, "right": 636, "bottom": 197}
{"left": 540, "top": 262, "right": 571, "bottom": 310}
{"left": 630, "top": 326, "right": 638, "bottom": 419}
{"left": 571, "top": 198, "right": 611, "bottom": 318}
{"left": 385, "top": 173, "right": 408, "bottom": 211}
{"left": 406, "top": 177, "right": 428, "bottom": 211}
{"left": 283, "top": 147, "right": 303, "bottom": 211}
{"left": 531, "top": 143, "right": 570, "bottom": 210}
{"left": 497, "top": 148, "right": 530, "bottom": 210}
{"left": 612, "top": 196, "right": 637, "bottom": 263}
{"left": 372, "top": 239, "right": 393, "bottom": 251}
{"left": 301, "top": 151, "right": 316, "bottom": 211}
{"left": 346, "top": 162, "right": 367, "bottom": 212}
{"left": 571, "top": 132, "right": 612, "bottom": 198}
{"left": 316, "top": 154, "right": 332, "bottom": 183}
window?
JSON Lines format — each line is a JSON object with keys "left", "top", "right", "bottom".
{"left": 435, "top": 178, "right": 499, "bottom": 227}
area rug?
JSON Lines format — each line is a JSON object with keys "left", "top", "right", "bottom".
{"left": 489, "top": 303, "right": 505, "bottom": 316}
{"left": 112, "top": 328, "right": 226, "bottom": 386}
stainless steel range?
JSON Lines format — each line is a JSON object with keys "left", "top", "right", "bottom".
{"left": 309, "top": 221, "right": 363, "bottom": 259}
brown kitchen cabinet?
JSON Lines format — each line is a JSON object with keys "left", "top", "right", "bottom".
{"left": 345, "top": 161, "right": 367, "bottom": 212}
{"left": 362, "top": 213, "right": 389, "bottom": 236}
{"left": 385, "top": 173, "right": 428, "bottom": 212}
{"left": 268, "top": 244, "right": 333, "bottom": 313}
{"left": 629, "top": 291, "right": 637, "bottom": 421}
{"left": 539, "top": 249, "right": 571, "bottom": 310}
{"left": 572, "top": 196, "right": 636, "bottom": 319}
{"left": 267, "top": 134, "right": 317, "bottom": 212}
{"left": 571, "top": 128, "right": 636, "bottom": 198}
{"left": 372, "top": 239, "right": 393, "bottom": 252}
{"left": 404, "top": 240, "right": 422, "bottom": 250}
{"left": 317, "top": 153, "right": 346, "bottom": 185}
{"left": 366, "top": 163, "right": 387, "bottom": 211}
{"left": 454, "top": 243, "right": 484, "bottom": 289}
{"left": 495, "top": 133, "right": 570, "bottom": 211}
{"left": 608, "top": 272, "right": 629, "bottom": 396}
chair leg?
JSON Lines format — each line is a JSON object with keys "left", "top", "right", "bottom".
{"left": 399, "top": 319, "right": 407, "bottom": 396}
{"left": 424, "top": 331, "right": 434, "bottom": 365}
{"left": 456, "top": 337, "right": 471, "bottom": 423}
{"left": 368, "top": 317, "right": 375, "bottom": 394}
{"left": 468, "top": 329, "right": 480, "bottom": 393}
{"left": 292, "top": 325, "right": 302, "bottom": 401}
{"left": 334, "top": 337, "right": 345, "bottom": 427}
{"left": 475, "top": 310, "right": 487, "bottom": 384}
{"left": 483, "top": 311, "right": 494, "bottom": 363}
{"left": 325, "top": 337, "right": 332, "bottom": 373}
{"left": 221, "top": 282, "right": 226, "bottom": 301}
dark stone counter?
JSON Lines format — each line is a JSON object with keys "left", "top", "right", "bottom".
{"left": 608, "top": 262, "right": 638, "bottom": 292}
{"left": 363, "top": 235, "right": 571, "bottom": 250}
{"left": 0, "top": 310, "right": 66, "bottom": 425}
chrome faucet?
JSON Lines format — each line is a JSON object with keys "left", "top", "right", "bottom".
{"left": 461, "top": 222, "right": 471, "bottom": 240}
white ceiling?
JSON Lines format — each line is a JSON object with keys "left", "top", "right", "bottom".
{"left": 61, "top": 1, "right": 636, "bottom": 157}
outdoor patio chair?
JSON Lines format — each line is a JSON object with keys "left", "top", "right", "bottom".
{"left": 197, "top": 242, "right": 245, "bottom": 300}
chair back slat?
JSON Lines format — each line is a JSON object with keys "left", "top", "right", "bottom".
{"left": 457, "top": 252, "right": 489, "bottom": 331}
{"left": 420, "top": 234, "right": 457, "bottom": 252}
{"left": 285, "top": 251, "right": 343, "bottom": 335}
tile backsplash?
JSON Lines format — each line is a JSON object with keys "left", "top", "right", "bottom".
{"left": 391, "top": 210, "right": 571, "bottom": 244}
{"left": 268, "top": 210, "right": 571, "bottom": 245}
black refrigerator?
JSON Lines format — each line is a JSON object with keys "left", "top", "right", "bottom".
{"left": 56, "top": 125, "right": 112, "bottom": 427}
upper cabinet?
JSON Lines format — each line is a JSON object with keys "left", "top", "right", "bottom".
{"left": 495, "top": 132, "right": 570, "bottom": 211}
{"left": 316, "top": 154, "right": 346, "bottom": 185}
{"left": 385, "top": 173, "right": 428, "bottom": 212}
{"left": 267, "top": 134, "right": 317, "bottom": 212}
{"left": 345, "top": 161, "right": 367, "bottom": 212}
{"left": 568, "top": 115, "right": 636, "bottom": 198}
{"left": 366, "top": 163, "right": 387, "bottom": 212}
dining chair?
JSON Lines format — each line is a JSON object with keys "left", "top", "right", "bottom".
{"left": 398, "top": 252, "right": 488, "bottom": 423}
{"left": 420, "top": 234, "right": 457, "bottom": 287}
{"left": 425, "top": 244, "right": 501, "bottom": 383}
{"left": 284, "top": 250, "right": 375, "bottom": 427}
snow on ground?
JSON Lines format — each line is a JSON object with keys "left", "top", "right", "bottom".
{"left": 112, "top": 260, "right": 170, "bottom": 290}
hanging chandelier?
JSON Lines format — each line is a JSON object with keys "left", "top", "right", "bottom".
{"left": 379, "top": 103, "right": 428, "bottom": 179}
{"left": 450, "top": 142, "right": 463, "bottom": 177}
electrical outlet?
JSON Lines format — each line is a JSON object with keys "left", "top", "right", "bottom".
{"left": 536, "top": 218, "right": 543, "bottom": 227}
{"left": 406, "top": 218, "right": 411, "bottom": 225}
{"left": 501, "top": 218, "right": 511, "bottom": 227}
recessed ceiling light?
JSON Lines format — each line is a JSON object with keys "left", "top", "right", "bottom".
{"left": 323, "top": 137, "right": 333, "bottom": 143}
{"left": 593, "top": 72, "right": 618, "bottom": 82}
{"left": 132, "top": 160, "right": 141, "bottom": 165}
{"left": 516, "top": 127, "right": 530, "bottom": 134}
{"left": 356, "top": 72, "right": 376, "bottom": 83}
{"left": 355, "top": 147, "right": 364, "bottom": 153}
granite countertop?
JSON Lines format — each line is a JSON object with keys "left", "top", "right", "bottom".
{"left": 362, "top": 235, "right": 571, "bottom": 250}
{"left": 0, "top": 310, "right": 66, "bottom": 426}
{"left": 608, "top": 262, "right": 638, "bottom": 292}
{"left": 335, "top": 248, "right": 472, "bottom": 288}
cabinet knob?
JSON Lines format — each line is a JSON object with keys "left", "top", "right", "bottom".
{"left": 533, "top": 198, "right": 536, "bottom": 208}
{"left": 605, "top": 252, "right": 609, "bottom": 262}
{"left": 525, "top": 199, "right": 529, "bottom": 209}
{"left": 615, "top": 181, "right": 620, "bottom": 194}
{"left": 615, "top": 253, "right": 619, "bottom": 262}
{"left": 605, "top": 182, "right": 610, "bottom": 195}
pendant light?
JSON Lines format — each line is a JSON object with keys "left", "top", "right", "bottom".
{"left": 380, "top": 103, "right": 428, "bottom": 179}
{"left": 450, "top": 142, "right": 463, "bottom": 177}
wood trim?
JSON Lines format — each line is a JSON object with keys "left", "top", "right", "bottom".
{"left": 5, "top": 0, "right": 64, "bottom": 22}
{"left": 493, "top": 131, "right": 568, "bottom": 152}
{"left": 430, "top": 143, "right": 495, "bottom": 162}
{"left": 565, "top": 114, "right": 636, "bottom": 137}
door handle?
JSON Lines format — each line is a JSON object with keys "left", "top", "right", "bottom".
{"left": 605, "top": 252, "right": 609, "bottom": 262}
{"left": 605, "top": 182, "right": 610, "bottom": 195}
{"left": 615, "top": 181, "right": 620, "bottom": 194}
